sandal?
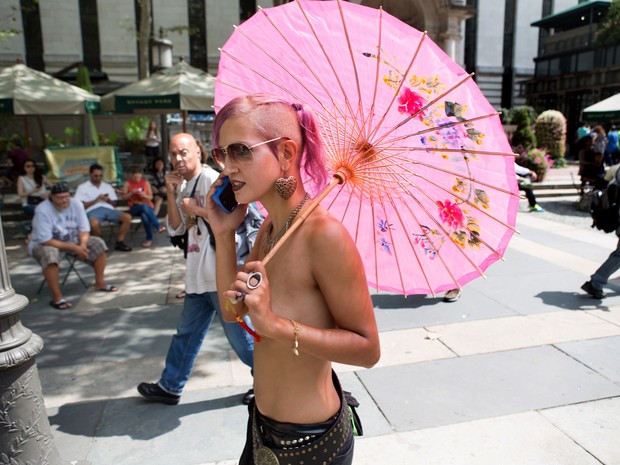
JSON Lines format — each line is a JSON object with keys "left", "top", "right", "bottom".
{"left": 176, "top": 290, "right": 186, "bottom": 299}
{"left": 96, "top": 284, "right": 119, "bottom": 292}
{"left": 157, "top": 226, "right": 166, "bottom": 233}
{"left": 142, "top": 240, "right": 153, "bottom": 247}
{"left": 50, "top": 299, "right": 72, "bottom": 310}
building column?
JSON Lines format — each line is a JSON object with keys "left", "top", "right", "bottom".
{"left": 438, "top": 3, "right": 475, "bottom": 67}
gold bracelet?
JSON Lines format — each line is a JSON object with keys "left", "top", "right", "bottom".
{"left": 289, "top": 318, "right": 301, "bottom": 356}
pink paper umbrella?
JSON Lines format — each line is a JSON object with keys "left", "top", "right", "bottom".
{"left": 215, "top": 0, "right": 520, "bottom": 296}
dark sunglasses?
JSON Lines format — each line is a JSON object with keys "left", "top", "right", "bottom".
{"left": 211, "top": 137, "right": 288, "bottom": 167}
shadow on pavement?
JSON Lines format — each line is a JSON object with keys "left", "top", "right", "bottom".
{"left": 536, "top": 290, "right": 614, "bottom": 312}
{"left": 372, "top": 293, "right": 443, "bottom": 309}
{"left": 48, "top": 393, "right": 242, "bottom": 441}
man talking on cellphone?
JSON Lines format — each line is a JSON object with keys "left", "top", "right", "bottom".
{"left": 137, "top": 133, "right": 256, "bottom": 405}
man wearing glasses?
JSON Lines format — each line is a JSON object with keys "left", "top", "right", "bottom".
{"left": 28, "top": 182, "right": 119, "bottom": 310}
{"left": 137, "top": 133, "right": 255, "bottom": 406}
{"left": 74, "top": 163, "right": 133, "bottom": 252}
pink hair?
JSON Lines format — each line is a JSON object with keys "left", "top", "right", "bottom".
{"left": 213, "top": 94, "right": 329, "bottom": 194}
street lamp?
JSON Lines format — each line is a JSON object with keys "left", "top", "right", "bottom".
{"left": 0, "top": 217, "right": 61, "bottom": 464}
{"left": 149, "top": 27, "right": 173, "bottom": 74}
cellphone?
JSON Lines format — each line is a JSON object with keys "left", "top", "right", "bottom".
{"left": 213, "top": 176, "right": 238, "bottom": 214}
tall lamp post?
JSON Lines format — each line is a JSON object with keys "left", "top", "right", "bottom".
{"left": 0, "top": 217, "right": 61, "bottom": 464}
{"left": 149, "top": 27, "right": 173, "bottom": 75}
{"left": 149, "top": 27, "right": 173, "bottom": 151}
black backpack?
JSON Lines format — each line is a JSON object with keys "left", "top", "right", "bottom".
{"left": 590, "top": 174, "right": 620, "bottom": 233}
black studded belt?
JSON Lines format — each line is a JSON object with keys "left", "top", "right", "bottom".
{"left": 251, "top": 372, "right": 354, "bottom": 465}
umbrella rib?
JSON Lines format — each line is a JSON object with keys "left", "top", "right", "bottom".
{"left": 397, "top": 147, "right": 516, "bottom": 158}
{"left": 390, "top": 188, "right": 460, "bottom": 294}
{"left": 336, "top": 0, "right": 363, "bottom": 115}
{"left": 402, "top": 184, "right": 488, "bottom": 279}
{"left": 362, "top": 161, "right": 514, "bottom": 271}
{"left": 412, "top": 171, "right": 518, "bottom": 238}
{"left": 215, "top": 50, "right": 325, "bottom": 118}
{"left": 373, "top": 73, "right": 474, "bottom": 149}
{"left": 293, "top": 0, "right": 359, "bottom": 127}
{"left": 366, "top": 7, "right": 384, "bottom": 141}
{"left": 377, "top": 193, "right": 419, "bottom": 295}
{"left": 401, "top": 159, "right": 520, "bottom": 197}
{"left": 383, "top": 174, "right": 479, "bottom": 289}
{"left": 367, "top": 32, "right": 430, "bottom": 144}
{"left": 364, "top": 149, "right": 520, "bottom": 199}
{"left": 231, "top": 11, "right": 341, "bottom": 120}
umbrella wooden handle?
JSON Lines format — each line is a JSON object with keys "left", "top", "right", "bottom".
{"left": 262, "top": 174, "right": 343, "bottom": 266}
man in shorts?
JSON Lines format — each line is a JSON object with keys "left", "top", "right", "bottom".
{"left": 74, "top": 163, "right": 133, "bottom": 252}
{"left": 29, "top": 182, "right": 119, "bottom": 310}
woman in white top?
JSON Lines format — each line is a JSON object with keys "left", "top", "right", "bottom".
{"left": 17, "top": 160, "right": 52, "bottom": 216}
{"left": 144, "top": 119, "right": 161, "bottom": 160}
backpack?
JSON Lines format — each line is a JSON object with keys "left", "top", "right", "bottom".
{"left": 590, "top": 172, "right": 620, "bottom": 233}
{"left": 201, "top": 203, "right": 264, "bottom": 266}
{"left": 233, "top": 203, "right": 264, "bottom": 266}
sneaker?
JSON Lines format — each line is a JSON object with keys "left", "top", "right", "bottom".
{"left": 581, "top": 281, "right": 606, "bottom": 299}
{"left": 242, "top": 388, "right": 254, "bottom": 405}
{"left": 529, "top": 204, "right": 545, "bottom": 212}
{"left": 115, "top": 241, "right": 132, "bottom": 252}
{"left": 137, "top": 382, "right": 180, "bottom": 405}
{"left": 443, "top": 288, "right": 462, "bottom": 302}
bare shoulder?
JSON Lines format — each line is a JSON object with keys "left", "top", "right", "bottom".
{"left": 302, "top": 206, "right": 362, "bottom": 269}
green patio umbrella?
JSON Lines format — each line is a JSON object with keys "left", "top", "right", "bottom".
{"left": 100, "top": 60, "right": 214, "bottom": 131}
{"left": 582, "top": 93, "right": 620, "bottom": 123}
{"left": 0, "top": 63, "right": 100, "bottom": 149}
{"left": 0, "top": 63, "right": 100, "bottom": 115}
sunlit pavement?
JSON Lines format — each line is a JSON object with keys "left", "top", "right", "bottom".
{"left": 3, "top": 165, "right": 619, "bottom": 464}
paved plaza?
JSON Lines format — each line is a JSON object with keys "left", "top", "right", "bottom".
{"left": 3, "top": 167, "right": 620, "bottom": 464}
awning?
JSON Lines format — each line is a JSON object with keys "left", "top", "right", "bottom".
{"left": 582, "top": 93, "right": 620, "bottom": 122}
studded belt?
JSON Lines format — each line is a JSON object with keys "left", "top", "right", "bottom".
{"left": 251, "top": 372, "right": 353, "bottom": 465}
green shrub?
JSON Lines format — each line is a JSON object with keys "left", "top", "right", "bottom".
{"left": 510, "top": 106, "right": 537, "bottom": 150}
{"left": 535, "top": 110, "right": 566, "bottom": 164}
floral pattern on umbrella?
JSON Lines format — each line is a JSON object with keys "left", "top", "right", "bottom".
{"left": 214, "top": 0, "right": 520, "bottom": 295}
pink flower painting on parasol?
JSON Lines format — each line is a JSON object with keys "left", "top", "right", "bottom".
{"left": 214, "top": 0, "right": 520, "bottom": 296}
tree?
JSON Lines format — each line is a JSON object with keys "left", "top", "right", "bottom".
{"left": 137, "top": 0, "right": 152, "bottom": 79}
{"left": 596, "top": 0, "right": 620, "bottom": 47}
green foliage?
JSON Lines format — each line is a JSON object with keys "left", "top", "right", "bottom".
{"left": 499, "top": 107, "right": 514, "bottom": 124}
{"left": 98, "top": 132, "right": 120, "bottom": 146}
{"left": 595, "top": 0, "right": 620, "bottom": 47}
{"left": 535, "top": 110, "right": 567, "bottom": 162}
{"left": 516, "top": 146, "right": 553, "bottom": 180}
{"left": 510, "top": 106, "right": 537, "bottom": 150}
{"left": 118, "top": 116, "right": 149, "bottom": 154}
{"left": 124, "top": 116, "right": 150, "bottom": 141}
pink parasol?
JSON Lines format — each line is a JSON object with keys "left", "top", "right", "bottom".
{"left": 214, "top": 0, "right": 520, "bottom": 296}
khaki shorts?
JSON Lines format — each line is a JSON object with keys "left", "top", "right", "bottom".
{"left": 32, "top": 236, "right": 108, "bottom": 269}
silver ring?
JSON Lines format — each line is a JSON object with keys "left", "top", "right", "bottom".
{"left": 230, "top": 291, "right": 246, "bottom": 305}
{"left": 247, "top": 271, "right": 263, "bottom": 290}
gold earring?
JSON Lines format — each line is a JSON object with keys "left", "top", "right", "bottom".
{"left": 275, "top": 176, "right": 297, "bottom": 200}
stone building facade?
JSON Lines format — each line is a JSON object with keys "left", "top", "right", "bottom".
{"left": 0, "top": 0, "right": 590, "bottom": 109}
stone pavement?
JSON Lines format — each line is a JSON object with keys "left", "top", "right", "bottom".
{"left": 3, "top": 173, "right": 620, "bottom": 465}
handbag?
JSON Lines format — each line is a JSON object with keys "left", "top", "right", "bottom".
{"left": 27, "top": 195, "right": 44, "bottom": 206}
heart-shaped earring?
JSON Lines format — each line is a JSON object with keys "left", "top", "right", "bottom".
{"left": 275, "top": 176, "right": 297, "bottom": 200}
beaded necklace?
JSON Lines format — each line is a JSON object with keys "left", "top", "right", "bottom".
{"left": 263, "top": 193, "right": 311, "bottom": 254}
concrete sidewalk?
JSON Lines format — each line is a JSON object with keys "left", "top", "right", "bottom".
{"left": 3, "top": 190, "right": 620, "bottom": 465}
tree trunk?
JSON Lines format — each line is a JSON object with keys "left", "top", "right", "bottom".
{"left": 137, "top": 0, "right": 151, "bottom": 79}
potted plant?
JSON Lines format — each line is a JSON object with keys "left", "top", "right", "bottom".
{"left": 525, "top": 148, "right": 554, "bottom": 181}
